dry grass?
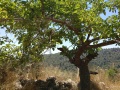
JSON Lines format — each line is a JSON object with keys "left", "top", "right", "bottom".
{"left": 39, "top": 65, "right": 79, "bottom": 82}
{"left": 91, "top": 69, "right": 120, "bottom": 90}
{"left": 0, "top": 64, "right": 120, "bottom": 90}
{"left": 0, "top": 69, "right": 19, "bottom": 90}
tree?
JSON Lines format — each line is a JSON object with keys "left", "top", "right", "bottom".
{"left": 0, "top": 0, "right": 120, "bottom": 90}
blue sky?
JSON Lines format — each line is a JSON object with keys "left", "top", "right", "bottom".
{"left": 0, "top": 28, "right": 19, "bottom": 45}
{"left": 0, "top": 10, "right": 120, "bottom": 54}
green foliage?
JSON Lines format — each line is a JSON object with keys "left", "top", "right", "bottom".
{"left": 0, "top": 44, "right": 22, "bottom": 68}
{"left": 0, "top": 0, "right": 120, "bottom": 67}
{"left": 0, "top": 0, "right": 120, "bottom": 54}
{"left": 0, "top": 0, "right": 58, "bottom": 65}
{"left": 107, "top": 67, "right": 118, "bottom": 81}
{"left": 107, "top": 68, "right": 117, "bottom": 77}
{"left": 0, "top": 36, "right": 6, "bottom": 45}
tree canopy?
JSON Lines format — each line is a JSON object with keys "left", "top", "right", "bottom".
{"left": 0, "top": 0, "right": 120, "bottom": 67}
{"left": 0, "top": 0, "right": 120, "bottom": 51}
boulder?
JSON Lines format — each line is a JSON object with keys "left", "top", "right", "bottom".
{"left": 19, "top": 76, "right": 77, "bottom": 90}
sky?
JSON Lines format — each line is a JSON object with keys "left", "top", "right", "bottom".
{"left": 0, "top": 28, "right": 18, "bottom": 45}
{"left": 0, "top": 10, "right": 120, "bottom": 54}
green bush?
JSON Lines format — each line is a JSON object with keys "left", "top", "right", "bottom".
{"left": 107, "top": 67, "right": 118, "bottom": 82}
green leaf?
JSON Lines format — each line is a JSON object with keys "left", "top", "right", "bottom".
{"left": 0, "top": 41, "right": 4, "bottom": 45}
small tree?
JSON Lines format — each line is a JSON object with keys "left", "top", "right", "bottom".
{"left": 0, "top": 0, "right": 120, "bottom": 90}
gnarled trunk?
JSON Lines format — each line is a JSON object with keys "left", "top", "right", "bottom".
{"left": 57, "top": 48, "right": 98, "bottom": 90}
{"left": 78, "top": 63, "right": 90, "bottom": 90}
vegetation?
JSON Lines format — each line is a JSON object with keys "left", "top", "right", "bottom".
{"left": 0, "top": 64, "right": 120, "bottom": 90}
{"left": 107, "top": 67, "right": 118, "bottom": 82}
{"left": 0, "top": 0, "right": 120, "bottom": 90}
{"left": 44, "top": 48, "right": 120, "bottom": 71}
{"left": 91, "top": 48, "right": 120, "bottom": 68}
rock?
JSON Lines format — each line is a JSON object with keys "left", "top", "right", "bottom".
{"left": 14, "top": 81, "right": 22, "bottom": 89}
{"left": 98, "top": 82, "right": 106, "bottom": 90}
{"left": 21, "top": 79, "right": 35, "bottom": 90}
{"left": 19, "top": 79, "right": 28, "bottom": 87}
{"left": 46, "top": 76, "right": 57, "bottom": 89}
{"left": 57, "top": 79, "right": 75, "bottom": 90}
{"left": 35, "top": 80, "right": 47, "bottom": 90}
{"left": 19, "top": 76, "right": 77, "bottom": 90}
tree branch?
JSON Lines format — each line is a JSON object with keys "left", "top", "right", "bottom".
{"left": 86, "top": 26, "right": 92, "bottom": 41}
{"left": 57, "top": 48, "right": 64, "bottom": 53}
{"left": 89, "top": 71, "right": 98, "bottom": 75}
{"left": 57, "top": 47, "right": 78, "bottom": 65}
{"left": 87, "top": 39, "right": 120, "bottom": 49}
{"left": 0, "top": 18, "right": 24, "bottom": 23}
{"left": 40, "top": 0, "right": 45, "bottom": 15}
{"left": 89, "top": 37, "right": 100, "bottom": 43}
{"left": 83, "top": 53, "right": 98, "bottom": 64}
{"left": 47, "top": 18, "right": 79, "bottom": 35}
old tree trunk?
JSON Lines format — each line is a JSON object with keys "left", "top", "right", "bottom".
{"left": 77, "top": 53, "right": 98, "bottom": 90}
{"left": 79, "top": 62, "right": 90, "bottom": 90}
{"left": 58, "top": 47, "right": 98, "bottom": 90}
{"left": 78, "top": 53, "right": 98, "bottom": 90}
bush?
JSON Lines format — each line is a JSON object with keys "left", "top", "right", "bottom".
{"left": 107, "top": 67, "right": 118, "bottom": 82}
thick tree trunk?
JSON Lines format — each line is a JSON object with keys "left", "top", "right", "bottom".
{"left": 78, "top": 64, "right": 90, "bottom": 90}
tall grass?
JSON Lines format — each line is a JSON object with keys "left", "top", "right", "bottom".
{"left": 0, "top": 64, "right": 120, "bottom": 90}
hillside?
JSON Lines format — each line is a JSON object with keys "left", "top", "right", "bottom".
{"left": 43, "top": 48, "right": 120, "bottom": 71}
{"left": 90, "top": 48, "right": 120, "bottom": 68}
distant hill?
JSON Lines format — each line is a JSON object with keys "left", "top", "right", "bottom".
{"left": 90, "top": 48, "right": 120, "bottom": 68}
{"left": 43, "top": 48, "right": 120, "bottom": 71}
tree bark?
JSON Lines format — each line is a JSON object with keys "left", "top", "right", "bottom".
{"left": 78, "top": 63, "right": 90, "bottom": 90}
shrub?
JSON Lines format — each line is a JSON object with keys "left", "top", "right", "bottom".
{"left": 107, "top": 67, "right": 118, "bottom": 82}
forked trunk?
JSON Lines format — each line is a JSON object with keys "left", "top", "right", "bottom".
{"left": 78, "top": 64, "right": 90, "bottom": 90}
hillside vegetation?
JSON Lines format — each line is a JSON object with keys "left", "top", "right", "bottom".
{"left": 43, "top": 48, "right": 120, "bottom": 71}
{"left": 0, "top": 64, "right": 120, "bottom": 90}
{"left": 0, "top": 48, "right": 120, "bottom": 90}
